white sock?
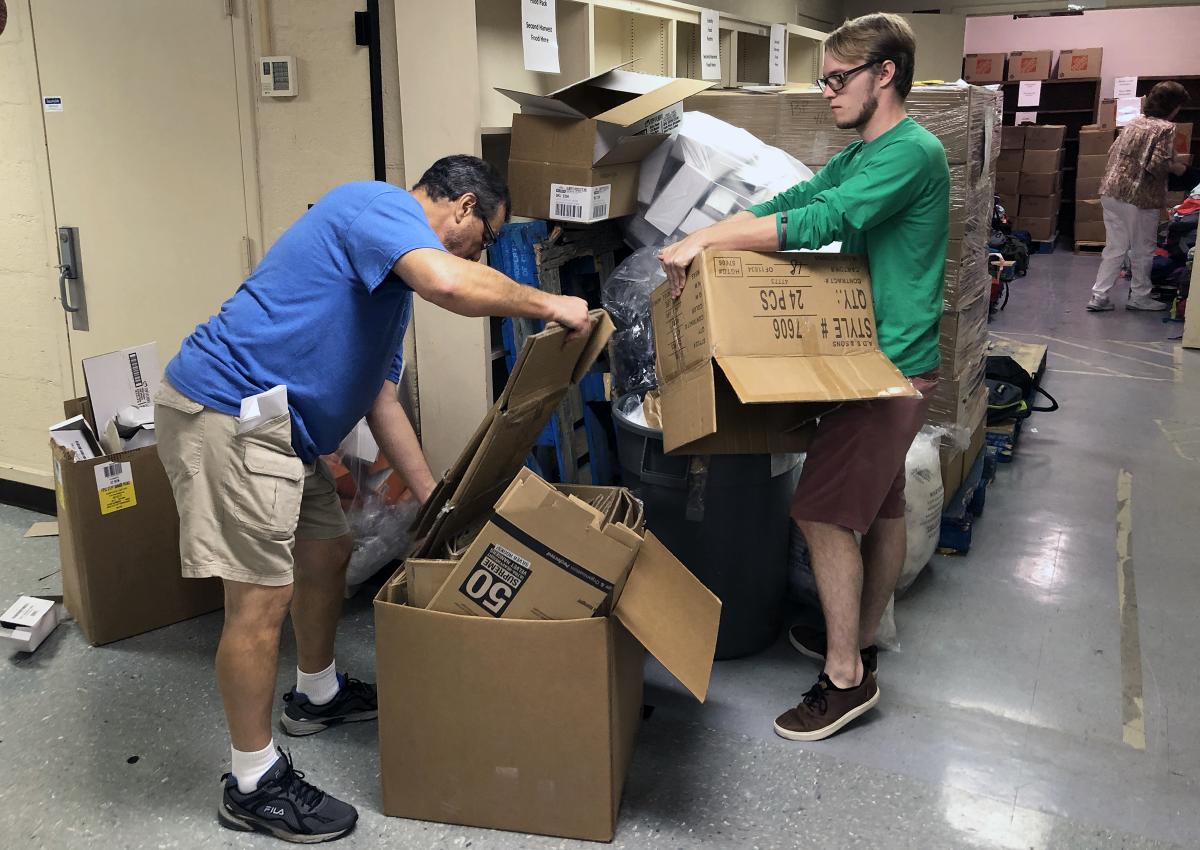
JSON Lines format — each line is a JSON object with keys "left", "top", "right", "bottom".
{"left": 296, "top": 660, "right": 339, "bottom": 705}
{"left": 232, "top": 741, "right": 279, "bottom": 794}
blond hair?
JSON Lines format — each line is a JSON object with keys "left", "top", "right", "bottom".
{"left": 825, "top": 13, "right": 916, "bottom": 99}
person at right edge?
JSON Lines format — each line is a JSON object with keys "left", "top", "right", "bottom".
{"left": 1087, "top": 81, "right": 1191, "bottom": 313}
{"left": 658, "top": 13, "right": 948, "bottom": 742}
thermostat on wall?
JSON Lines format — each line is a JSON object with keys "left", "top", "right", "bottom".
{"left": 260, "top": 56, "right": 298, "bottom": 97}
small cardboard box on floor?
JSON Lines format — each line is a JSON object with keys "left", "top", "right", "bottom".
{"left": 503, "top": 68, "right": 712, "bottom": 222}
{"left": 52, "top": 397, "right": 222, "bottom": 645}
{"left": 650, "top": 251, "right": 918, "bottom": 455}
{"left": 374, "top": 310, "right": 722, "bottom": 842}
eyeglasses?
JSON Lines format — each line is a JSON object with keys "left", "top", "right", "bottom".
{"left": 477, "top": 210, "right": 497, "bottom": 250}
{"left": 817, "top": 60, "right": 880, "bottom": 93}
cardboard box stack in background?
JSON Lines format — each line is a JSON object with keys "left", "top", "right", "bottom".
{"left": 996, "top": 124, "right": 1023, "bottom": 213}
{"left": 375, "top": 310, "right": 724, "bottom": 842}
{"left": 51, "top": 344, "right": 222, "bottom": 646}
{"left": 1075, "top": 124, "right": 1114, "bottom": 242}
{"left": 1015, "top": 124, "right": 1066, "bottom": 242}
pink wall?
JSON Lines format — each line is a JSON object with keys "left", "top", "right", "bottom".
{"left": 964, "top": 8, "right": 1200, "bottom": 99}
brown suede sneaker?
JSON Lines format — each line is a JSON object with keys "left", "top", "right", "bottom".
{"left": 773, "top": 672, "right": 880, "bottom": 742}
{"left": 787, "top": 624, "right": 879, "bottom": 674}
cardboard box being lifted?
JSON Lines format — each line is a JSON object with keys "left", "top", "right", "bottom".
{"left": 502, "top": 68, "right": 713, "bottom": 223}
{"left": 374, "top": 310, "right": 722, "bottom": 842}
{"left": 651, "top": 251, "right": 918, "bottom": 455}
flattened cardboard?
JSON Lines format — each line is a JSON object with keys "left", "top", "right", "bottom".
{"left": 652, "top": 250, "right": 916, "bottom": 455}
{"left": 53, "top": 402, "right": 222, "bottom": 645}
{"left": 963, "top": 53, "right": 1006, "bottom": 83}
{"left": 1054, "top": 48, "right": 1102, "bottom": 79}
{"left": 1097, "top": 99, "right": 1117, "bottom": 130}
{"left": 1006, "top": 50, "right": 1052, "bottom": 81}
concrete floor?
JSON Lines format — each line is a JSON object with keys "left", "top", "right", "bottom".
{"left": 3, "top": 248, "right": 1199, "bottom": 849}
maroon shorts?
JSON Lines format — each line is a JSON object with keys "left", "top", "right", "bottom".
{"left": 790, "top": 370, "right": 938, "bottom": 535}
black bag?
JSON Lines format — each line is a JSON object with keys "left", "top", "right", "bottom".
{"left": 985, "top": 354, "right": 1058, "bottom": 424}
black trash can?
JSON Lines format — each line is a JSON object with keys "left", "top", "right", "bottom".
{"left": 613, "top": 393, "right": 801, "bottom": 659}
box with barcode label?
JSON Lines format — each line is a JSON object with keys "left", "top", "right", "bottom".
{"left": 51, "top": 397, "right": 221, "bottom": 645}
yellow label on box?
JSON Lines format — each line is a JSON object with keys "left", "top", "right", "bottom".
{"left": 94, "top": 461, "right": 137, "bottom": 515}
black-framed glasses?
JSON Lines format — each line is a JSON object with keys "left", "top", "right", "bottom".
{"left": 477, "top": 210, "right": 497, "bottom": 250}
{"left": 817, "top": 60, "right": 880, "bottom": 93}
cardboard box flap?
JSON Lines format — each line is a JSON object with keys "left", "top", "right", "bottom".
{"left": 613, "top": 532, "right": 719, "bottom": 702}
{"left": 658, "top": 364, "right": 718, "bottom": 453}
{"left": 496, "top": 87, "right": 590, "bottom": 120}
{"left": 594, "top": 135, "right": 669, "bottom": 167}
{"left": 503, "top": 309, "right": 613, "bottom": 410}
{"left": 714, "top": 353, "right": 917, "bottom": 404}
{"left": 594, "top": 78, "right": 715, "bottom": 127}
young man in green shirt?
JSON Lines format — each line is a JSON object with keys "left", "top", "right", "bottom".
{"left": 659, "top": 13, "right": 949, "bottom": 741}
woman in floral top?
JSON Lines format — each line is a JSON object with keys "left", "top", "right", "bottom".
{"left": 1087, "top": 81, "right": 1191, "bottom": 312}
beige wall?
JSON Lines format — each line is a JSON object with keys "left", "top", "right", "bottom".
{"left": 711, "top": 0, "right": 843, "bottom": 27}
{"left": 0, "top": 2, "right": 73, "bottom": 487}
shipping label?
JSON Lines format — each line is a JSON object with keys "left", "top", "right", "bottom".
{"left": 548, "top": 183, "right": 612, "bottom": 223}
{"left": 94, "top": 461, "right": 137, "bottom": 516}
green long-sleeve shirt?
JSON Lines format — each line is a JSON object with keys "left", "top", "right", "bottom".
{"left": 747, "top": 117, "right": 950, "bottom": 376}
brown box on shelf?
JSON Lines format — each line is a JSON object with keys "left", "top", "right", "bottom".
{"left": 1079, "top": 128, "right": 1116, "bottom": 156}
{"left": 1075, "top": 220, "right": 1106, "bottom": 242}
{"left": 1001, "top": 125, "right": 1026, "bottom": 150}
{"left": 1018, "top": 171, "right": 1061, "bottom": 196}
{"left": 1077, "top": 154, "right": 1109, "bottom": 180}
{"left": 963, "top": 53, "right": 1006, "bottom": 83}
{"left": 1053, "top": 48, "right": 1102, "bottom": 79}
{"left": 1021, "top": 147, "right": 1063, "bottom": 173}
{"left": 1019, "top": 195, "right": 1060, "bottom": 219}
{"left": 1015, "top": 215, "right": 1057, "bottom": 242}
{"left": 997, "top": 149, "right": 1023, "bottom": 172}
{"left": 995, "top": 171, "right": 1019, "bottom": 195}
{"left": 998, "top": 193, "right": 1020, "bottom": 214}
{"left": 1022, "top": 124, "right": 1066, "bottom": 150}
{"left": 1097, "top": 99, "right": 1117, "bottom": 130}
{"left": 1006, "top": 50, "right": 1052, "bottom": 81}
{"left": 1076, "top": 176, "right": 1102, "bottom": 200}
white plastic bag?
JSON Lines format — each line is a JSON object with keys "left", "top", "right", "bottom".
{"left": 897, "top": 426, "right": 945, "bottom": 594}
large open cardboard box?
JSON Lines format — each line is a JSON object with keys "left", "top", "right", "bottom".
{"left": 52, "top": 398, "right": 221, "bottom": 645}
{"left": 650, "top": 250, "right": 917, "bottom": 455}
{"left": 503, "top": 68, "right": 712, "bottom": 222}
{"left": 374, "top": 310, "right": 721, "bottom": 842}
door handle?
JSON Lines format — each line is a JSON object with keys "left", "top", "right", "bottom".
{"left": 57, "top": 226, "right": 81, "bottom": 313}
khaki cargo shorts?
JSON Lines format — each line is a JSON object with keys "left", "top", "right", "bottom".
{"left": 155, "top": 381, "right": 350, "bottom": 587}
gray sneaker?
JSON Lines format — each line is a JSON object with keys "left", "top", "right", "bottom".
{"left": 1126, "top": 296, "right": 1168, "bottom": 311}
{"left": 1086, "top": 296, "right": 1114, "bottom": 312}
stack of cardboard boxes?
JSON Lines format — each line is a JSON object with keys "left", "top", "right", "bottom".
{"left": 1076, "top": 125, "right": 1115, "bottom": 244}
{"left": 1008, "top": 124, "right": 1067, "bottom": 243}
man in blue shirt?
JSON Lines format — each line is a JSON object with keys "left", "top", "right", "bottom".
{"left": 155, "top": 155, "right": 589, "bottom": 842}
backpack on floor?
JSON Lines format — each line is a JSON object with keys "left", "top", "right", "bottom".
{"left": 985, "top": 354, "right": 1058, "bottom": 424}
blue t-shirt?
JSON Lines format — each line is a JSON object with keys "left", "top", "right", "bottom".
{"left": 165, "top": 182, "right": 445, "bottom": 463}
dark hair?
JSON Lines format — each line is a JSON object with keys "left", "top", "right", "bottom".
{"left": 414, "top": 155, "right": 511, "bottom": 222}
{"left": 1144, "top": 81, "right": 1189, "bottom": 120}
{"left": 825, "top": 13, "right": 916, "bottom": 100}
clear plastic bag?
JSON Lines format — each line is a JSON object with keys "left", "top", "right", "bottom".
{"left": 601, "top": 246, "right": 667, "bottom": 397}
{"left": 624, "top": 111, "right": 814, "bottom": 249}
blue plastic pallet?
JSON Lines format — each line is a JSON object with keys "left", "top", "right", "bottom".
{"left": 937, "top": 447, "right": 998, "bottom": 554}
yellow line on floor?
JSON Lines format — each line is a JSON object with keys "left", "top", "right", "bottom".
{"left": 1116, "top": 469, "right": 1146, "bottom": 751}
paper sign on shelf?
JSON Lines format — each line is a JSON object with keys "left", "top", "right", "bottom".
{"left": 95, "top": 461, "right": 136, "bottom": 516}
{"left": 522, "top": 0, "right": 560, "bottom": 74}
{"left": 700, "top": 10, "right": 721, "bottom": 81}
{"left": 1116, "top": 97, "right": 1142, "bottom": 127}
{"left": 43, "top": 96, "right": 63, "bottom": 113}
{"left": 769, "top": 24, "right": 786, "bottom": 86}
{"left": 1015, "top": 111, "right": 1038, "bottom": 125}
{"left": 1113, "top": 76, "right": 1138, "bottom": 99}
{"left": 1017, "top": 81, "right": 1041, "bottom": 108}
